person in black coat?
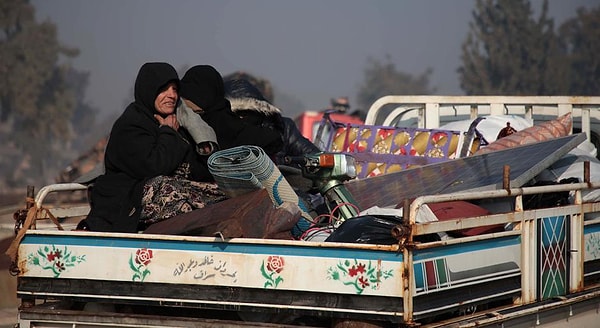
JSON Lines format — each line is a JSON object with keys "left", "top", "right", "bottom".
{"left": 180, "top": 66, "right": 320, "bottom": 166}
{"left": 223, "top": 78, "right": 321, "bottom": 167}
{"left": 223, "top": 78, "right": 325, "bottom": 227}
{"left": 80, "top": 62, "right": 225, "bottom": 232}
{"left": 179, "top": 65, "right": 285, "bottom": 157}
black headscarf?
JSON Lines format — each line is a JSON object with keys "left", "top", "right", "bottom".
{"left": 134, "top": 62, "right": 180, "bottom": 117}
{"left": 180, "top": 65, "right": 230, "bottom": 113}
{"left": 179, "top": 65, "right": 284, "bottom": 155}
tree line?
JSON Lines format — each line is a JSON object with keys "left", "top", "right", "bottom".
{"left": 0, "top": 0, "right": 598, "bottom": 191}
{"left": 356, "top": 0, "right": 599, "bottom": 108}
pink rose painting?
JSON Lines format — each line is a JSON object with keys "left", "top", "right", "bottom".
{"left": 261, "top": 256, "right": 285, "bottom": 288}
{"left": 129, "top": 248, "right": 153, "bottom": 282}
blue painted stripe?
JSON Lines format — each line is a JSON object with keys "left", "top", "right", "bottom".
{"left": 413, "top": 235, "right": 520, "bottom": 261}
{"left": 584, "top": 223, "right": 600, "bottom": 234}
{"left": 22, "top": 234, "right": 404, "bottom": 261}
{"left": 414, "top": 262, "right": 424, "bottom": 289}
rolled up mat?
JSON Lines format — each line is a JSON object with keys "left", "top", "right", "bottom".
{"left": 208, "top": 145, "right": 311, "bottom": 237}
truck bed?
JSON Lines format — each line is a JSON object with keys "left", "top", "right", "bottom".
{"left": 11, "top": 179, "right": 600, "bottom": 327}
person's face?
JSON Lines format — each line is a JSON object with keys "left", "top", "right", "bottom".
{"left": 154, "top": 82, "right": 178, "bottom": 115}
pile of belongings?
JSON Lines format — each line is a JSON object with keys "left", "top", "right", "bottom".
{"left": 323, "top": 112, "right": 600, "bottom": 243}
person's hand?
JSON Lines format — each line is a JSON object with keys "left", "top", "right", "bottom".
{"left": 196, "top": 141, "right": 218, "bottom": 155}
{"left": 155, "top": 114, "right": 179, "bottom": 130}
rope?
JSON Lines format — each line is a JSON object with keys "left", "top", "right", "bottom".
{"left": 5, "top": 204, "right": 64, "bottom": 265}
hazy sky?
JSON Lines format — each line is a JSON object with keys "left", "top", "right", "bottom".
{"left": 32, "top": 0, "right": 597, "bottom": 119}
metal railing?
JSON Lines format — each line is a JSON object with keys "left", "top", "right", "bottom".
{"left": 365, "top": 95, "right": 600, "bottom": 146}
{"left": 400, "top": 179, "right": 600, "bottom": 322}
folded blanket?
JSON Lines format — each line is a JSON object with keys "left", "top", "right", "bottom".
{"left": 143, "top": 189, "right": 300, "bottom": 239}
{"left": 476, "top": 113, "right": 572, "bottom": 155}
{"left": 208, "top": 145, "right": 312, "bottom": 237}
{"left": 177, "top": 100, "right": 218, "bottom": 154}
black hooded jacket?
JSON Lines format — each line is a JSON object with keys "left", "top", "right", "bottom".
{"left": 83, "top": 62, "right": 212, "bottom": 232}
{"left": 180, "top": 65, "right": 284, "bottom": 155}
{"left": 224, "top": 79, "right": 320, "bottom": 165}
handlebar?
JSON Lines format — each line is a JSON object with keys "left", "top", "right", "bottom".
{"left": 283, "top": 156, "right": 308, "bottom": 166}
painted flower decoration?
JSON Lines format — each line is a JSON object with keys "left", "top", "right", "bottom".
{"left": 129, "top": 248, "right": 153, "bottom": 282}
{"left": 266, "top": 255, "right": 284, "bottom": 273}
{"left": 27, "top": 245, "right": 86, "bottom": 278}
{"left": 261, "top": 256, "right": 285, "bottom": 288}
{"left": 136, "top": 248, "right": 153, "bottom": 266}
{"left": 327, "top": 259, "right": 393, "bottom": 294}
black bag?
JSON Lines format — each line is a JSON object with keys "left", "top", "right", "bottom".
{"left": 325, "top": 215, "right": 404, "bottom": 244}
{"left": 325, "top": 214, "right": 441, "bottom": 244}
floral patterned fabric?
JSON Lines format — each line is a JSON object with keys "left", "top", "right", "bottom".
{"left": 140, "top": 174, "right": 227, "bottom": 226}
